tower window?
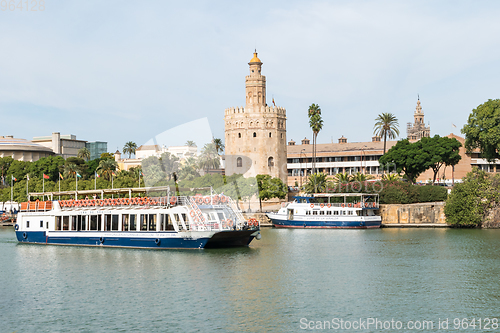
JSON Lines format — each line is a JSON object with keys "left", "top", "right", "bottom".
{"left": 281, "top": 133, "right": 283, "bottom": 139}
{"left": 253, "top": 132, "right": 256, "bottom": 137}
{"left": 268, "top": 157, "right": 274, "bottom": 167}
{"left": 237, "top": 157, "right": 242, "bottom": 167}
{"left": 269, "top": 132, "right": 272, "bottom": 138}
{"left": 238, "top": 133, "right": 241, "bottom": 138}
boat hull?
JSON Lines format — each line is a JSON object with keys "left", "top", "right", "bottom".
{"left": 15, "top": 230, "right": 255, "bottom": 249}
{"left": 268, "top": 216, "right": 381, "bottom": 229}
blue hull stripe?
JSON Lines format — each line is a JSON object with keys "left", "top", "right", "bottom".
{"left": 269, "top": 219, "right": 381, "bottom": 229}
{"left": 16, "top": 231, "right": 209, "bottom": 249}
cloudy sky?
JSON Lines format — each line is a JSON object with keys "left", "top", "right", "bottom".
{"left": 1, "top": 0, "right": 499, "bottom": 153}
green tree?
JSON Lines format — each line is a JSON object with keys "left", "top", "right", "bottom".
{"left": 178, "top": 157, "right": 200, "bottom": 181}
{"left": 334, "top": 172, "right": 352, "bottom": 184}
{"left": 185, "top": 140, "right": 197, "bottom": 147}
{"left": 308, "top": 103, "right": 323, "bottom": 190}
{"left": 77, "top": 147, "right": 91, "bottom": 161}
{"left": 29, "top": 156, "right": 65, "bottom": 181}
{"left": 462, "top": 99, "right": 500, "bottom": 162}
{"left": 256, "top": 174, "right": 287, "bottom": 212}
{"left": 7, "top": 160, "right": 31, "bottom": 183}
{"left": 159, "top": 152, "right": 179, "bottom": 181}
{"left": 444, "top": 168, "right": 500, "bottom": 227}
{"left": 63, "top": 163, "right": 80, "bottom": 179}
{"left": 352, "top": 172, "right": 373, "bottom": 182}
{"left": 0, "top": 157, "right": 14, "bottom": 186}
{"left": 96, "top": 159, "right": 117, "bottom": 180}
{"left": 420, "top": 135, "right": 462, "bottom": 184}
{"left": 378, "top": 139, "right": 428, "bottom": 184}
{"left": 123, "top": 141, "right": 138, "bottom": 158}
{"left": 212, "top": 138, "right": 224, "bottom": 154}
{"left": 373, "top": 113, "right": 400, "bottom": 154}
{"left": 199, "top": 142, "right": 220, "bottom": 172}
{"left": 100, "top": 152, "right": 114, "bottom": 160}
{"left": 304, "top": 173, "right": 330, "bottom": 194}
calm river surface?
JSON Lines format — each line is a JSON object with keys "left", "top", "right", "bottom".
{"left": 1, "top": 227, "right": 499, "bottom": 332}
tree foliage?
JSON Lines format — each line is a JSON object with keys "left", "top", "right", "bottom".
{"left": 303, "top": 173, "right": 330, "bottom": 193}
{"left": 462, "top": 99, "right": 500, "bottom": 162}
{"left": 373, "top": 113, "right": 399, "bottom": 154}
{"left": 444, "top": 168, "right": 500, "bottom": 227}
{"left": 256, "top": 174, "right": 287, "bottom": 211}
{"left": 123, "top": 141, "right": 137, "bottom": 158}
{"left": 420, "top": 135, "right": 462, "bottom": 183}
{"left": 308, "top": 103, "right": 323, "bottom": 183}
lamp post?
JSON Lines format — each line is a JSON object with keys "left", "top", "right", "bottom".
{"left": 361, "top": 145, "right": 367, "bottom": 175}
{"left": 300, "top": 149, "right": 306, "bottom": 190}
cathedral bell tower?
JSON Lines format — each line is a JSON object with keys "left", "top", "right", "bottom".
{"left": 224, "top": 51, "right": 287, "bottom": 183}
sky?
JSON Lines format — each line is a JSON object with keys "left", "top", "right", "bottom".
{"left": 1, "top": 0, "right": 500, "bottom": 153}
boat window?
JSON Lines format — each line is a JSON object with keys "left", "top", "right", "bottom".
{"left": 140, "top": 214, "right": 147, "bottom": 231}
{"left": 63, "top": 216, "right": 69, "bottom": 230}
{"left": 26, "top": 220, "right": 30, "bottom": 228}
{"left": 356, "top": 211, "right": 362, "bottom": 216}
{"left": 210, "top": 213, "right": 217, "bottom": 221}
{"left": 306, "top": 210, "right": 311, "bottom": 215}
{"left": 55, "top": 216, "right": 62, "bottom": 230}
{"left": 90, "top": 216, "right": 98, "bottom": 230}
{"left": 112, "top": 215, "right": 119, "bottom": 230}
{"left": 217, "top": 212, "right": 225, "bottom": 221}
{"left": 71, "top": 216, "right": 77, "bottom": 231}
{"left": 348, "top": 211, "right": 353, "bottom": 216}
{"left": 40, "top": 220, "right": 43, "bottom": 228}
{"left": 148, "top": 214, "right": 156, "bottom": 231}
{"left": 312, "top": 211, "right": 318, "bottom": 215}
{"left": 97, "top": 215, "right": 102, "bottom": 231}
{"left": 174, "top": 214, "right": 180, "bottom": 222}
{"left": 334, "top": 211, "right": 339, "bottom": 216}
{"left": 181, "top": 213, "right": 187, "bottom": 223}
{"left": 320, "top": 211, "right": 325, "bottom": 215}
{"left": 122, "top": 214, "right": 129, "bottom": 231}
{"left": 105, "top": 214, "right": 112, "bottom": 231}
{"left": 326, "top": 211, "right": 332, "bottom": 215}
{"left": 130, "top": 215, "right": 137, "bottom": 231}
{"left": 46, "top": 221, "right": 49, "bottom": 229}
{"left": 165, "top": 214, "right": 174, "bottom": 230}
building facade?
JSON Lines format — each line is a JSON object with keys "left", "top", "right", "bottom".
{"left": 407, "top": 98, "right": 430, "bottom": 141}
{"left": 86, "top": 141, "right": 107, "bottom": 160}
{"left": 0, "top": 135, "right": 54, "bottom": 162}
{"left": 224, "top": 51, "right": 287, "bottom": 183}
{"left": 32, "top": 133, "right": 87, "bottom": 159}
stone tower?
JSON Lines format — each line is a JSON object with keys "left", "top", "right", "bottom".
{"left": 407, "top": 97, "right": 431, "bottom": 141}
{"left": 224, "top": 51, "right": 287, "bottom": 183}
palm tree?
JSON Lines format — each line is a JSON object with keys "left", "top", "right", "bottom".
{"left": 123, "top": 141, "right": 137, "bottom": 158}
{"left": 77, "top": 147, "right": 91, "bottom": 161}
{"left": 334, "top": 172, "right": 352, "bottom": 183}
{"left": 178, "top": 157, "right": 200, "bottom": 181}
{"left": 63, "top": 163, "right": 79, "bottom": 179}
{"left": 96, "top": 159, "right": 118, "bottom": 180}
{"left": 199, "top": 143, "right": 220, "bottom": 172}
{"left": 185, "top": 140, "right": 197, "bottom": 147}
{"left": 212, "top": 138, "right": 224, "bottom": 155}
{"left": 352, "top": 172, "right": 373, "bottom": 182}
{"left": 308, "top": 103, "right": 323, "bottom": 192}
{"left": 304, "top": 173, "right": 329, "bottom": 194}
{"left": 373, "top": 113, "right": 400, "bottom": 154}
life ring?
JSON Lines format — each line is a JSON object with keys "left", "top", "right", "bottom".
{"left": 341, "top": 203, "right": 345, "bottom": 208}
{"left": 170, "top": 197, "right": 177, "bottom": 205}
{"left": 22, "top": 232, "right": 27, "bottom": 239}
{"left": 15, "top": 224, "right": 19, "bottom": 231}
{"left": 99, "top": 199, "right": 104, "bottom": 206}
{"left": 310, "top": 203, "right": 314, "bottom": 208}
{"left": 190, "top": 211, "right": 196, "bottom": 217}
{"left": 204, "top": 197, "right": 210, "bottom": 204}
{"left": 125, "top": 198, "right": 130, "bottom": 205}
{"left": 111, "top": 199, "right": 116, "bottom": 206}
{"left": 281, "top": 202, "right": 286, "bottom": 208}
{"left": 146, "top": 197, "right": 150, "bottom": 204}
{"left": 196, "top": 196, "right": 203, "bottom": 204}
{"left": 320, "top": 203, "right": 324, "bottom": 208}
{"left": 373, "top": 202, "right": 377, "bottom": 208}
{"left": 348, "top": 203, "right": 352, "bottom": 208}
{"left": 220, "top": 196, "right": 226, "bottom": 203}
{"left": 99, "top": 237, "right": 104, "bottom": 244}
{"left": 155, "top": 238, "right": 161, "bottom": 246}
{"left": 213, "top": 196, "right": 220, "bottom": 204}
{"left": 327, "top": 203, "right": 331, "bottom": 208}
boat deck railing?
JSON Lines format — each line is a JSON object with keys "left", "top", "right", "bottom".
{"left": 20, "top": 201, "right": 53, "bottom": 212}
{"left": 303, "top": 202, "right": 379, "bottom": 209}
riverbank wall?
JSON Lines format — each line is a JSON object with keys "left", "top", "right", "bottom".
{"left": 379, "top": 202, "right": 448, "bottom": 227}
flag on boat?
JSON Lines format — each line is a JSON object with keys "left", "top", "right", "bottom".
{"left": 76, "top": 173, "right": 82, "bottom": 178}
{"left": 112, "top": 172, "right": 116, "bottom": 176}
{"left": 141, "top": 172, "right": 144, "bottom": 176}
{"left": 12, "top": 175, "right": 17, "bottom": 181}
{"left": 95, "top": 172, "right": 100, "bottom": 178}
{"left": 43, "top": 174, "right": 50, "bottom": 179}
{"left": 59, "top": 172, "right": 64, "bottom": 180}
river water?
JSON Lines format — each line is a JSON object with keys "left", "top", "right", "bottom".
{"left": 1, "top": 227, "right": 499, "bottom": 332}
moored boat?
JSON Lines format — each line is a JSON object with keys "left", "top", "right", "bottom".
{"left": 267, "top": 193, "right": 381, "bottom": 229}
{"left": 14, "top": 186, "right": 261, "bottom": 249}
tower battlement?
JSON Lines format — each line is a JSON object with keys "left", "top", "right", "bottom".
{"left": 224, "top": 105, "right": 286, "bottom": 116}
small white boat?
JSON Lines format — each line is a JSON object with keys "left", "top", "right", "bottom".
{"left": 267, "top": 193, "right": 381, "bottom": 229}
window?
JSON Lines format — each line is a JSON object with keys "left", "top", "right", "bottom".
{"left": 281, "top": 133, "right": 283, "bottom": 139}
{"left": 112, "top": 215, "right": 119, "bottom": 230}
{"left": 238, "top": 133, "right": 241, "bottom": 138}
{"left": 269, "top": 132, "right": 272, "bottom": 138}
{"left": 26, "top": 221, "right": 30, "bottom": 228}
{"left": 268, "top": 156, "right": 274, "bottom": 167}
{"left": 320, "top": 211, "right": 325, "bottom": 215}
{"left": 63, "top": 216, "right": 69, "bottom": 230}
{"left": 326, "top": 211, "right": 332, "bottom": 215}
{"left": 105, "top": 214, "right": 112, "bottom": 231}
{"left": 161, "top": 214, "right": 174, "bottom": 231}
{"left": 306, "top": 211, "right": 311, "bottom": 215}
{"left": 148, "top": 214, "right": 157, "bottom": 231}
{"left": 253, "top": 132, "right": 256, "bottom": 137}
{"left": 313, "top": 211, "right": 318, "bottom": 215}
{"left": 237, "top": 157, "right": 242, "bottom": 167}
{"left": 55, "top": 217, "right": 62, "bottom": 230}
{"left": 90, "top": 216, "right": 98, "bottom": 230}
{"left": 71, "top": 216, "right": 77, "bottom": 231}
{"left": 40, "top": 220, "right": 43, "bottom": 228}
{"left": 130, "top": 215, "right": 137, "bottom": 231}
{"left": 46, "top": 222, "right": 49, "bottom": 229}
{"left": 141, "top": 214, "right": 147, "bottom": 231}
{"left": 122, "top": 214, "right": 129, "bottom": 231}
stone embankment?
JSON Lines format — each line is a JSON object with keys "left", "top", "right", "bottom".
{"left": 379, "top": 202, "right": 448, "bottom": 227}
{"left": 242, "top": 213, "right": 273, "bottom": 227}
